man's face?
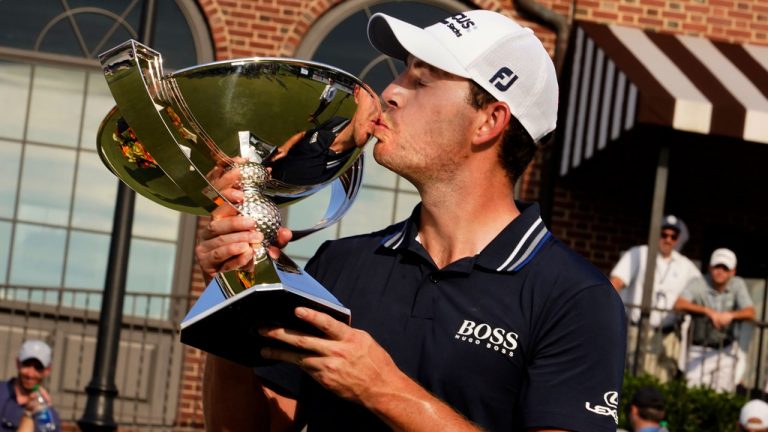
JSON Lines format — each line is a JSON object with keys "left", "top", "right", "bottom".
{"left": 710, "top": 264, "right": 735, "bottom": 286}
{"left": 658, "top": 228, "right": 679, "bottom": 257}
{"left": 373, "top": 56, "right": 480, "bottom": 185}
{"left": 16, "top": 358, "right": 49, "bottom": 391}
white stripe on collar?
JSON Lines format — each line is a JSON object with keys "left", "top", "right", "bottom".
{"left": 496, "top": 217, "right": 544, "bottom": 272}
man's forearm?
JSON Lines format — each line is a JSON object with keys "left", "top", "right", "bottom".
{"left": 673, "top": 297, "right": 708, "bottom": 315}
{"left": 362, "top": 368, "right": 482, "bottom": 432}
{"left": 731, "top": 306, "right": 756, "bottom": 322}
{"left": 203, "top": 355, "right": 298, "bottom": 432}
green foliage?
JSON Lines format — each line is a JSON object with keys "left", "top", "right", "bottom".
{"left": 619, "top": 374, "right": 748, "bottom": 432}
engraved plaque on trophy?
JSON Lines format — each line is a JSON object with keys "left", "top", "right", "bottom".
{"left": 97, "top": 40, "right": 380, "bottom": 366}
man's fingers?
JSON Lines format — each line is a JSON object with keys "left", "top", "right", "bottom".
{"left": 294, "top": 307, "right": 348, "bottom": 340}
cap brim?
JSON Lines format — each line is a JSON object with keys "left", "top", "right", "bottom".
{"left": 367, "top": 13, "right": 470, "bottom": 78}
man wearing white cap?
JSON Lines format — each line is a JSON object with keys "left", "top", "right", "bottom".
{"left": 610, "top": 214, "right": 701, "bottom": 382}
{"left": 0, "top": 340, "right": 61, "bottom": 431}
{"left": 740, "top": 399, "right": 768, "bottom": 432}
{"left": 674, "top": 248, "right": 755, "bottom": 392}
{"left": 199, "top": 9, "right": 625, "bottom": 432}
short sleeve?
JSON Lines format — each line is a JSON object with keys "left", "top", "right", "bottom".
{"left": 521, "top": 284, "right": 627, "bottom": 431}
{"left": 610, "top": 249, "right": 632, "bottom": 285}
{"left": 732, "top": 277, "right": 754, "bottom": 309}
{"left": 679, "top": 276, "right": 704, "bottom": 301}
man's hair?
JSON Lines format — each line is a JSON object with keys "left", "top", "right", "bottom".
{"left": 637, "top": 406, "right": 666, "bottom": 423}
{"left": 467, "top": 81, "right": 537, "bottom": 183}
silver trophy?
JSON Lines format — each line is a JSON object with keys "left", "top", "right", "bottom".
{"left": 97, "top": 40, "right": 380, "bottom": 366}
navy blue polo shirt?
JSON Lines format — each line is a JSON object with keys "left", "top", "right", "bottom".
{"left": 257, "top": 202, "right": 626, "bottom": 431}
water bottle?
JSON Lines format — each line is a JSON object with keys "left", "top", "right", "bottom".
{"left": 31, "top": 385, "right": 56, "bottom": 431}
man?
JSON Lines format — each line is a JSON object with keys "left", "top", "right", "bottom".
{"left": 739, "top": 399, "right": 768, "bottom": 432}
{"left": 623, "top": 386, "right": 668, "bottom": 432}
{"left": 198, "top": 10, "right": 626, "bottom": 431}
{"left": 674, "top": 248, "right": 755, "bottom": 392}
{"left": 0, "top": 340, "right": 61, "bottom": 431}
{"left": 611, "top": 214, "right": 701, "bottom": 381}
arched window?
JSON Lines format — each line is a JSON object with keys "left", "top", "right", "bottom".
{"left": 285, "top": 1, "right": 467, "bottom": 263}
{"left": 0, "top": 1, "right": 213, "bottom": 319}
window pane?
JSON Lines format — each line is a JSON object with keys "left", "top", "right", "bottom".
{"left": 17, "top": 144, "right": 76, "bottom": 225}
{"left": 64, "top": 230, "right": 110, "bottom": 290}
{"left": 27, "top": 66, "right": 85, "bottom": 147}
{"left": 395, "top": 191, "right": 420, "bottom": 221}
{"left": 126, "top": 238, "right": 176, "bottom": 295}
{"left": 283, "top": 187, "right": 337, "bottom": 261}
{"left": 0, "top": 140, "right": 22, "bottom": 218}
{"left": 0, "top": 221, "right": 10, "bottom": 282}
{"left": 71, "top": 150, "right": 118, "bottom": 231}
{"left": 339, "top": 188, "right": 395, "bottom": 237}
{"left": 10, "top": 223, "right": 66, "bottom": 286}
{"left": 133, "top": 195, "right": 180, "bottom": 241}
{"left": 80, "top": 71, "right": 117, "bottom": 149}
{"left": 361, "top": 148, "right": 397, "bottom": 188}
{"left": 0, "top": 62, "right": 31, "bottom": 140}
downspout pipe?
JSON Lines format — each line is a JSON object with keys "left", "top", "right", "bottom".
{"left": 512, "top": 0, "right": 571, "bottom": 225}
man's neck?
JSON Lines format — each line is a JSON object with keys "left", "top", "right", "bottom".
{"left": 416, "top": 172, "right": 519, "bottom": 269}
{"left": 12, "top": 378, "right": 32, "bottom": 404}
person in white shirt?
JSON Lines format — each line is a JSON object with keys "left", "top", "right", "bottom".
{"left": 611, "top": 214, "right": 701, "bottom": 381}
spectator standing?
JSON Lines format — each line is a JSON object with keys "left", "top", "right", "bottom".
{"left": 611, "top": 214, "right": 701, "bottom": 381}
{"left": 0, "top": 340, "right": 61, "bottom": 431}
{"left": 674, "top": 248, "right": 755, "bottom": 392}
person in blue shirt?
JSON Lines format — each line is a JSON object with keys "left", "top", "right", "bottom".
{"left": 0, "top": 340, "right": 61, "bottom": 432}
{"left": 624, "top": 386, "right": 669, "bottom": 432}
{"left": 196, "top": 9, "right": 626, "bottom": 432}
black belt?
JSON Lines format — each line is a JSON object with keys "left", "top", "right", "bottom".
{"left": 694, "top": 340, "right": 733, "bottom": 350}
{"left": 660, "top": 325, "right": 676, "bottom": 335}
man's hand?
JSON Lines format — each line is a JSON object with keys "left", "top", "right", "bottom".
{"left": 259, "top": 307, "right": 397, "bottom": 403}
{"left": 195, "top": 161, "right": 292, "bottom": 281}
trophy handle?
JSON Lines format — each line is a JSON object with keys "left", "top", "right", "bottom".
{"left": 99, "top": 40, "right": 229, "bottom": 214}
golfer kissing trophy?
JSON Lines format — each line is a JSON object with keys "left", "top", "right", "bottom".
{"left": 97, "top": 40, "right": 380, "bottom": 366}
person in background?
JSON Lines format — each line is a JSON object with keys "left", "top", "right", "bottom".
{"left": 611, "top": 214, "right": 701, "bottom": 381}
{"left": 739, "top": 399, "right": 768, "bottom": 432}
{"left": 625, "top": 385, "right": 669, "bottom": 432}
{"left": 674, "top": 248, "right": 755, "bottom": 392}
{"left": 0, "top": 340, "right": 61, "bottom": 431}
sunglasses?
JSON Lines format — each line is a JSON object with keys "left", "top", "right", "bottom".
{"left": 660, "top": 232, "right": 678, "bottom": 240}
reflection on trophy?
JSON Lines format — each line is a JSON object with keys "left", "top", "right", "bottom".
{"left": 96, "top": 40, "right": 380, "bottom": 366}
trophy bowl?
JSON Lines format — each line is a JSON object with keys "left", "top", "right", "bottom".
{"left": 97, "top": 40, "right": 380, "bottom": 366}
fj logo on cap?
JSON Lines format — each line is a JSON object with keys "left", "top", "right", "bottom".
{"left": 440, "top": 13, "right": 476, "bottom": 37}
{"left": 489, "top": 67, "right": 519, "bottom": 91}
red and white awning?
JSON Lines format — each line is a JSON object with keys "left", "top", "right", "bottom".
{"left": 560, "top": 21, "right": 768, "bottom": 175}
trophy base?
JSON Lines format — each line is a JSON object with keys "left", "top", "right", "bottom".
{"left": 180, "top": 257, "right": 351, "bottom": 367}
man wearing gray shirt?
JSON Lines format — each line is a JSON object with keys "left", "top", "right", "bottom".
{"left": 674, "top": 248, "right": 755, "bottom": 392}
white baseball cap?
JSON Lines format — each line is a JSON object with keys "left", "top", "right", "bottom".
{"left": 710, "top": 248, "right": 737, "bottom": 270}
{"left": 367, "top": 10, "right": 558, "bottom": 142}
{"left": 18, "top": 339, "right": 52, "bottom": 367}
{"left": 740, "top": 399, "right": 768, "bottom": 430}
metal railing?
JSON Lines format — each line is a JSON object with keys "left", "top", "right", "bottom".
{"left": 0, "top": 285, "right": 203, "bottom": 431}
{"left": 624, "top": 302, "right": 768, "bottom": 396}
{"left": 6, "top": 286, "right": 768, "bottom": 430}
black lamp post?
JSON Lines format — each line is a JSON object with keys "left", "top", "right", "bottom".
{"left": 78, "top": 1, "right": 156, "bottom": 430}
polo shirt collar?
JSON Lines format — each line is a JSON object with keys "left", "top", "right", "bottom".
{"left": 380, "top": 201, "right": 551, "bottom": 273}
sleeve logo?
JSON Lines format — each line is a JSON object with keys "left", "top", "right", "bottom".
{"left": 585, "top": 391, "right": 619, "bottom": 425}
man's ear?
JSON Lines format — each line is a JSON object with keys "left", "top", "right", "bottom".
{"left": 472, "top": 101, "right": 510, "bottom": 146}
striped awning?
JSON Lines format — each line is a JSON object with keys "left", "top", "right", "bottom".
{"left": 560, "top": 21, "right": 768, "bottom": 175}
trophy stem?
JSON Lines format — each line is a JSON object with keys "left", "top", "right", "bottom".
{"left": 234, "top": 161, "right": 281, "bottom": 287}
